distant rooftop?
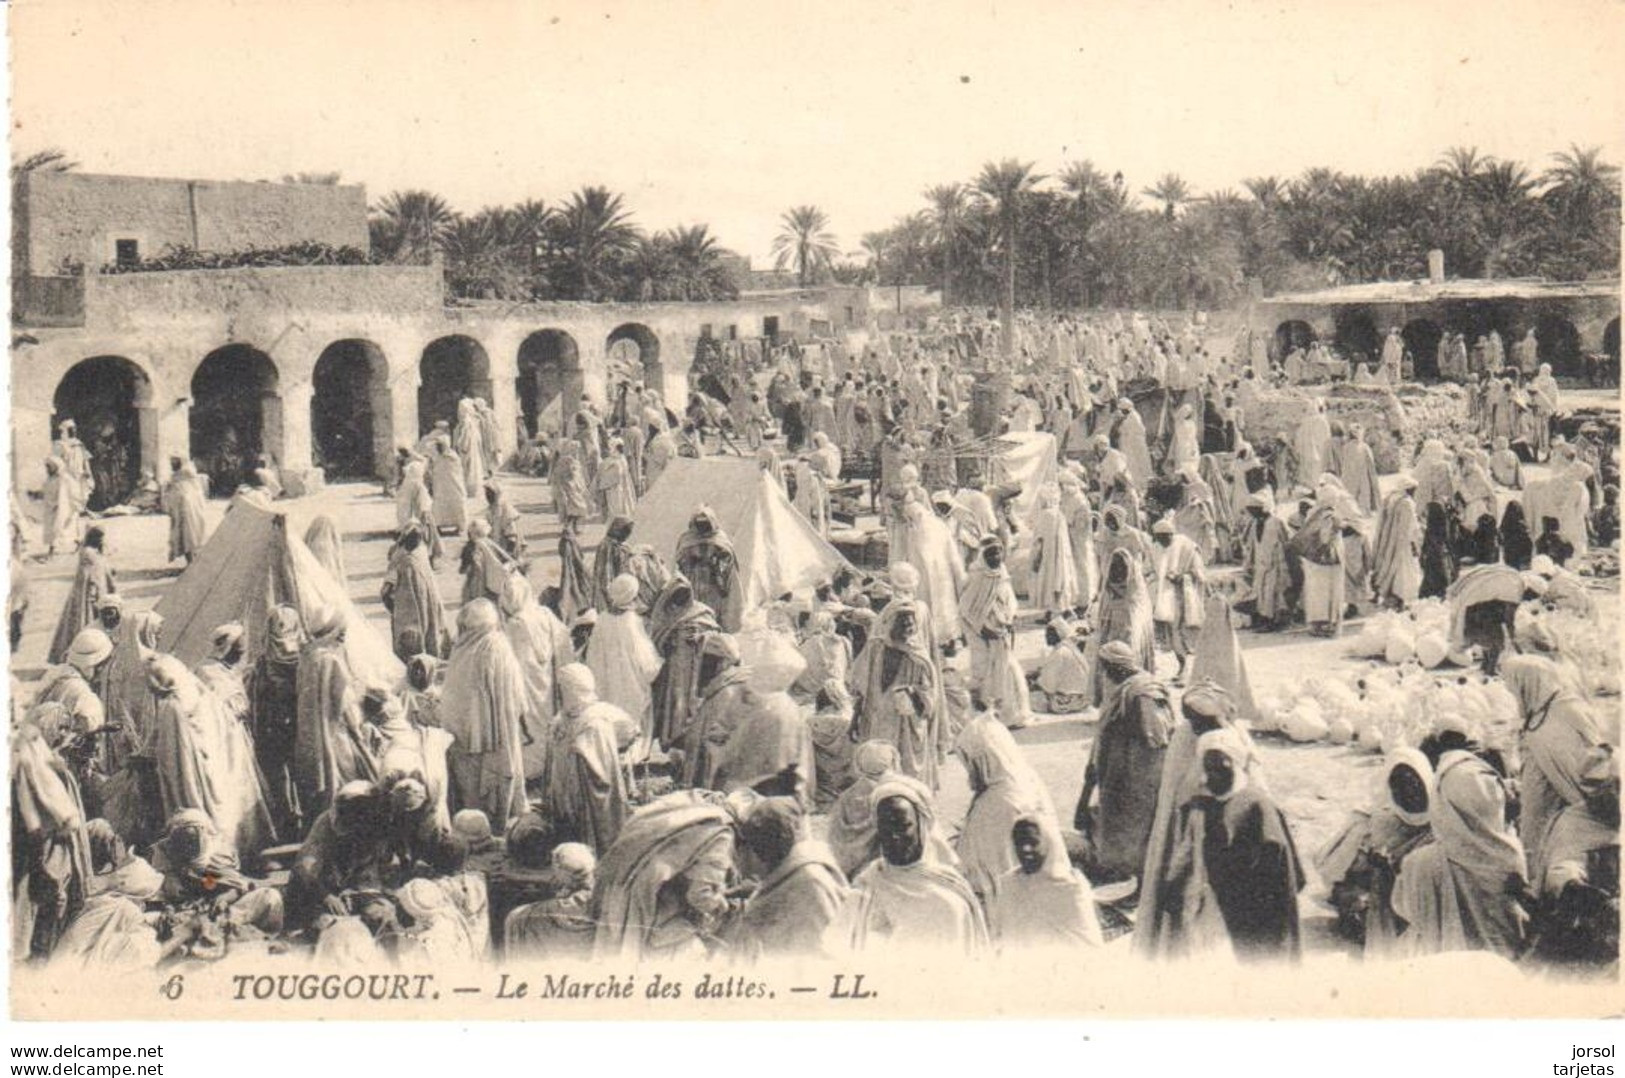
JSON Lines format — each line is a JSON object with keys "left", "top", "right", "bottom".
{"left": 1262, "top": 277, "right": 1620, "bottom": 306}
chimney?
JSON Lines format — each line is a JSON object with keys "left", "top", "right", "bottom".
{"left": 1427, "top": 249, "right": 1445, "bottom": 284}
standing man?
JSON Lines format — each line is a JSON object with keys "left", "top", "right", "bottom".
{"left": 1372, "top": 477, "right": 1423, "bottom": 611}
{"left": 294, "top": 605, "right": 377, "bottom": 822}
{"left": 441, "top": 599, "right": 531, "bottom": 834}
{"left": 957, "top": 539, "right": 1033, "bottom": 730}
{"left": 1150, "top": 518, "right": 1207, "bottom": 680}
{"left": 1073, "top": 641, "right": 1174, "bottom": 890}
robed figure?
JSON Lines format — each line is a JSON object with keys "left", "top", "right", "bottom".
{"left": 649, "top": 576, "right": 721, "bottom": 753}
{"left": 676, "top": 506, "right": 743, "bottom": 633}
{"left": 850, "top": 601, "right": 945, "bottom": 789}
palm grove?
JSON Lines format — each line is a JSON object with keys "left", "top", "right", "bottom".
{"left": 859, "top": 146, "right": 1621, "bottom": 318}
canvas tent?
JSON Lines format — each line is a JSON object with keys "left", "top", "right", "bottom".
{"left": 988, "top": 431, "right": 1059, "bottom": 599}
{"left": 989, "top": 431, "right": 1059, "bottom": 527}
{"left": 629, "top": 457, "right": 850, "bottom": 608}
{"left": 154, "top": 494, "right": 403, "bottom": 689}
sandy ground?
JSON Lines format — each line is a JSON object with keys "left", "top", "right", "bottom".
{"left": 12, "top": 401, "right": 1618, "bottom": 950}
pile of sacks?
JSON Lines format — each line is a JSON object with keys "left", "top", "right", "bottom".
{"left": 738, "top": 607, "right": 808, "bottom": 693}
{"left": 1253, "top": 663, "right": 1520, "bottom": 753}
{"left": 1344, "top": 599, "right": 1470, "bottom": 668}
{"left": 1515, "top": 602, "right": 1622, "bottom": 698}
{"left": 1394, "top": 384, "right": 1474, "bottom": 454}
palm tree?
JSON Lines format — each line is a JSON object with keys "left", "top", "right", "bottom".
{"left": 1539, "top": 144, "right": 1621, "bottom": 277}
{"left": 554, "top": 186, "right": 638, "bottom": 300}
{"left": 1475, "top": 160, "right": 1540, "bottom": 278}
{"left": 441, "top": 212, "right": 507, "bottom": 299}
{"left": 11, "top": 148, "right": 78, "bottom": 178}
{"left": 1541, "top": 144, "right": 1621, "bottom": 249}
{"left": 922, "top": 183, "right": 966, "bottom": 304}
{"left": 370, "top": 190, "right": 456, "bottom": 264}
{"left": 1142, "top": 172, "right": 1193, "bottom": 218}
{"left": 505, "top": 199, "right": 553, "bottom": 295}
{"left": 771, "top": 205, "right": 840, "bottom": 287}
{"left": 624, "top": 232, "right": 677, "bottom": 301}
{"left": 1435, "top": 146, "right": 1491, "bottom": 193}
{"left": 664, "top": 224, "right": 736, "bottom": 300}
{"left": 1542, "top": 144, "right": 1621, "bottom": 207}
{"left": 1243, "top": 175, "right": 1284, "bottom": 207}
{"left": 1057, "top": 162, "right": 1117, "bottom": 303}
{"left": 975, "top": 158, "right": 1044, "bottom": 358}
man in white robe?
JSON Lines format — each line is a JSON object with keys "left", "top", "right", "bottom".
{"left": 958, "top": 540, "right": 1032, "bottom": 730}
{"left": 1028, "top": 486, "right": 1081, "bottom": 616}
{"left": 595, "top": 441, "right": 637, "bottom": 522}
{"left": 987, "top": 816, "right": 1103, "bottom": 952}
{"left": 440, "top": 599, "right": 530, "bottom": 833}
{"left": 500, "top": 573, "right": 573, "bottom": 780}
{"left": 1113, "top": 400, "right": 1153, "bottom": 491}
{"left": 583, "top": 574, "right": 661, "bottom": 755}
{"left": 898, "top": 501, "right": 964, "bottom": 645}
{"left": 843, "top": 778, "right": 987, "bottom": 955}
{"left": 1293, "top": 401, "right": 1332, "bottom": 492}
{"left": 429, "top": 439, "right": 469, "bottom": 532}
{"left": 455, "top": 398, "right": 488, "bottom": 493}
{"left": 1380, "top": 328, "right": 1404, "bottom": 383}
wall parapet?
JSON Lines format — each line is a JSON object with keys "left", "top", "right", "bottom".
{"left": 81, "top": 264, "right": 444, "bottom": 327}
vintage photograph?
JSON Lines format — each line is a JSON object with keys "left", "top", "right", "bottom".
{"left": 6, "top": 0, "right": 1620, "bottom": 1022}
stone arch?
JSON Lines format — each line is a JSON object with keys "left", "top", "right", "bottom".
{"left": 52, "top": 355, "right": 156, "bottom": 509}
{"left": 312, "top": 338, "right": 394, "bottom": 480}
{"left": 191, "top": 344, "right": 283, "bottom": 496}
{"left": 1534, "top": 313, "right": 1583, "bottom": 378}
{"left": 1402, "top": 319, "right": 1445, "bottom": 382}
{"left": 1333, "top": 310, "right": 1381, "bottom": 367}
{"left": 1603, "top": 317, "right": 1619, "bottom": 363}
{"left": 516, "top": 329, "right": 583, "bottom": 437}
{"left": 1273, "top": 320, "right": 1316, "bottom": 358}
{"left": 418, "top": 335, "right": 492, "bottom": 436}
{"left": 605, "top": 322, "right": 664, "bottom": 408}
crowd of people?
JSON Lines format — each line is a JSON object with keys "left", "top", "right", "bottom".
{"left": 10, "top": 304, "right": 1619, "bottom": 975}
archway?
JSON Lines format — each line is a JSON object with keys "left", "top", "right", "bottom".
{"left": 1603, "top": 318, "right": 1619, "bottom": 363}
{"left": 1402, "top": 319, "right": 1444, "bottom": 382}
{"left": 605, "top": 323, "right": 663, "bottom": 420}
{"left": 191, "top": 344, "right": 282, "bottom": 496}
{"left": 516, "top": 329, "right": 582, "bottom": 437}
{"left": 1333, "top": 310, "right": 1381, "bottom": 367}
{"left": 418, "top": 335, "right": 492, "bottom": 436}
{"left": 1273, "top": 320, "right": 1316, "bottom": 358}
{"left": 312, "top": 339, "right": 393, "bottom": 480}
{"left": 52, "top": 356, "right": 154, "bottom": 510}
{"left": 1534, "top": 314, "right": 1583, "bottom": 378}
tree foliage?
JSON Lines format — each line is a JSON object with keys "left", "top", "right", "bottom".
{"left": 856, "top": 146, "right": 1620, "bottom": 311}
{"left": 367, "top": 185, "right": 743, "bottom": 302}
{"left": 771, "top": 205, "right": 841, "bottom": 287}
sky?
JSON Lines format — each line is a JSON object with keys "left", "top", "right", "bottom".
{"left": 10, "top": 0, "right": 1623, "bottom": 265}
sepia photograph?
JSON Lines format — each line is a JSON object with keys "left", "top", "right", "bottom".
{"left": 4, "top": 0, "right": 1620, "bottom": 1032}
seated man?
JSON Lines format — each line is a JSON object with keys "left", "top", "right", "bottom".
{"left": 727, "top": 797, "right": 850, "bottom": 960}
{"left": 452, "top": 809, "right": 507, "bottom": 879}
{"left": 485, "top": 814, "right": 567, "bottom": 953}
{"left": 284, "top": 781, "right": 393, "bottom": 932}
{"left": 148, "top": 809, "right": 284, "bottom": 955}
{"left": 504, "top": 843, "right": 596, "bottom": 960}
{"left": 1034, "top": 617, "right": 1091, "bottom": 714}
{"left": 1315, "top": 749, "right": 1435, "bottom": 956}
{"left": 844, "top": 778, "right": 986, "bottom": 954}
{"left": 986, "top": 817, "right": 1104, "bottom": 953}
